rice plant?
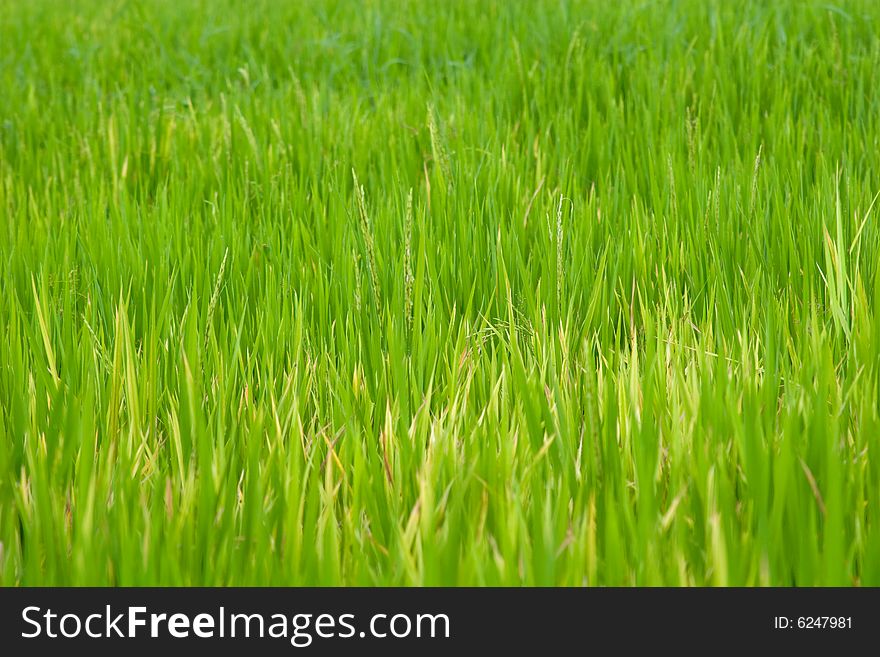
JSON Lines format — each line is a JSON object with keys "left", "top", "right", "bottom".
{"left": 1, "top": 0, "right": 879, "bottom": 586}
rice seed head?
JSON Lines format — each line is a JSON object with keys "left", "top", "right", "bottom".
{"left": 750, "top": 143, "right": 763, "bottom": 216}
{"left": 404, "top": 188, "right": 415, "bottom": 337}
{"left": 352, "top": 168, "right": 382, "bottom": 315}
{"left": 427, "top": 103, "right": 452, "bottom": 191}
{"left": 556, "top": 193, "right": 565, "bottom": 315}
{"left": 204, "top": 246, "right": 229, "bottom": 356}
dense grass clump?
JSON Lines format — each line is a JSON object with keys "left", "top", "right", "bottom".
{"left": 2, "top": 0, "right": 880, "bottom": 585}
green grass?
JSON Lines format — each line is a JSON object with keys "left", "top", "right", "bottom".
{"left": 1, "top": 0, "right": 880, "bottom": 586}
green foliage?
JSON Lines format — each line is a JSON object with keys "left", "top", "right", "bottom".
{"left": 1, "top": 0, "right": 880, "bottom": 585}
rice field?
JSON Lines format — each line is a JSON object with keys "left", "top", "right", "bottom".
{"left": 2, "top": 0, "right": 880, "bottom": 586}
